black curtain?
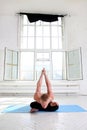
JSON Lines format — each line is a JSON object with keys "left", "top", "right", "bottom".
{"left": 19, "top": 12, "right": 65, "bottom": 23}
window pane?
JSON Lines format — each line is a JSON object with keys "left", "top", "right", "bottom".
{"left": 37, "top": 53, "right": 49, "bottom": 60}
{"left": 20, "top": 52, "right": 34, "bottom": 71}
{"left": 6, "top": 50, "right": 12, "bottom": 64}
{"left": 58, "top": 27, "right": 62, "bottom": 37}
{"left": 28, "top": 37, "right": 34, "bottom": 49}
{"left": 4, "top": 65, "right": 12, "bottom": 80}
{"left": 36, "top": 37, "right": 42, "bottom": 49}
{"left": 13, "top": 51, "right": 18, "bottom": 64}
{"left": 36, "top": 26, "right": 42, "bottom": 36}
{"left": 12, "top": 66, "right": 18, "bottom": 79}
{"left": 20, "top": 52, "right": 34, "bottom": 80}
{"left": 51, "top": 21, "right": 58, "bottom": 25}
{"left": 51, "top": 26, "right": 58, "bottom": 36}
{"left": 43, "top": 61, "right": 50, "bottom": 71}
{"left": 43, "top": 26, "right": 50, "bottom": 36}
{"left": 43, "top": 37, "right": 50, "bottom": 49}
{"left": 36, "top": 61, "right": 50, "bottom": 79}
{"left": 36, "top": 20, "right": 41, "bottom": 25}
{"left": 52, "top": 52, "right": 63, "bottom": 79}
{"left": 21, "top": 71, "right": 34, "bottom": 80}
{"left": 28, "top": 26, "right": 34, "bottom": 36}
{"left": 28, "top": 21, "right": 35, "bottom": 26}
{"left": 23, "top": 15, "right": 28, "bottom": 25}
{"left": 36, "top": 61, "right": 50, "bottom": 70}
{"left": 22, "top": 26, "right": 27, "bottom": 36}
{"left": 43, "top": 21, "right": 50, "bottom": 25}
{"left": 21, "top": 37, "right": 27, "bottom": 49}
{"left": 59, "top": 37, "right": 62, "bottom": 49}
{"left": 52, "top": 37, "right": 58, "bottom": 49}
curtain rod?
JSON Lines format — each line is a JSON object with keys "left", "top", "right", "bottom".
{"left": 17, "top": 12, "right": 67, "bottom": 17}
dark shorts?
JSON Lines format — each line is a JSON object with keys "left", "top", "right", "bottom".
{"left": 30, "top": 101, "right": 59, "bottom": 112}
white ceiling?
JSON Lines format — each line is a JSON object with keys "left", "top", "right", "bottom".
{"left": 0, "top": 0, "right": 87, "bottom": 15}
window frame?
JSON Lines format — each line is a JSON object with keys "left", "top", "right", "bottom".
{"left": 4, "top": 47, "right": 18, "bottom": 80}
{"left": 18, "top": 15, "right": 65, "bottom": 81}
{"left": 3, "top": 16, "right": 83, "bottom": 81}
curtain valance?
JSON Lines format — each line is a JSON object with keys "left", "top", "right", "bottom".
{"left": 19, "top": 12, "right": 65, "bottom": 23}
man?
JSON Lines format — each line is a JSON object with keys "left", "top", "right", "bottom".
{"left": 30, "top": 68, "right": 59, "bottom": 113}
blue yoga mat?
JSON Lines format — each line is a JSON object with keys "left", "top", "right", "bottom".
{"left": 2, "top": 105, "right": 87, "bottom": 113}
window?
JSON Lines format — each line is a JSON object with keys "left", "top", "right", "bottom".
{"left": 19, "top": 15, "right": 65, "bottom": 80}
{"left": 20, "top": 52, "right": 34, "bottom": 80}
{"left": 67, "top": 48, "right": 83, "bottom": 80}
{"left": 4, "top": 47, "right": 83, "bottom": 81}
{"left": 4, "top": 48, "right": 18, "bottom": 80}
{"left": 4, "top": 15, "right": 83, "bottom": 81}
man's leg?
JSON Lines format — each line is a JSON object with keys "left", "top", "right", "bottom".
{"left": 43, "top": 69, "right": 52, "bottom": 93}
{"left": 46, "top": 104, "right": 59, "bottom": 112}
{"left": 36, "top": 70, "right": 44, "bottom": 93}
{"left": 30, "top": 101, "right": 45, "bottom": 113}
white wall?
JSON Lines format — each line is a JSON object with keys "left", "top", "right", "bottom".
{"left": 0, "top": 0, "right": 87, "bottom": 94}
{"left": 64, "top": 6, "right": 87, "bottom": 94}
{"left": 0, "top": 15, "right": 18, "bottom": 80}
{"left": 0, "top": 15, "right": 18, "bottom": 50}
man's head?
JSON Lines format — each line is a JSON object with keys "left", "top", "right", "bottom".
{"left": 40, "top": 93, "right": 49, "bottom": 108}
{"left": 41, "top": 93, "right": 49, "bottom": 101}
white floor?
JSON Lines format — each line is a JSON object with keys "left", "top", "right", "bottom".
{"left": 0, "top": 95, "right": 87, "bottom": 130}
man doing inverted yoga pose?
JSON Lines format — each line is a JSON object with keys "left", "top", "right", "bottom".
{"left": 30, "top": 68, "right": 59, "bottom": 113}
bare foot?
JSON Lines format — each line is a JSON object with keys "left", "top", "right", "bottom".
{"left": 42, "top": 68, "right": 46, "bottom": 74}
{"left": 50, "top": 102, "right": 58, "bottom": 106}
{"left": 30, "top": 108, "right": 38, "bottom": 113}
